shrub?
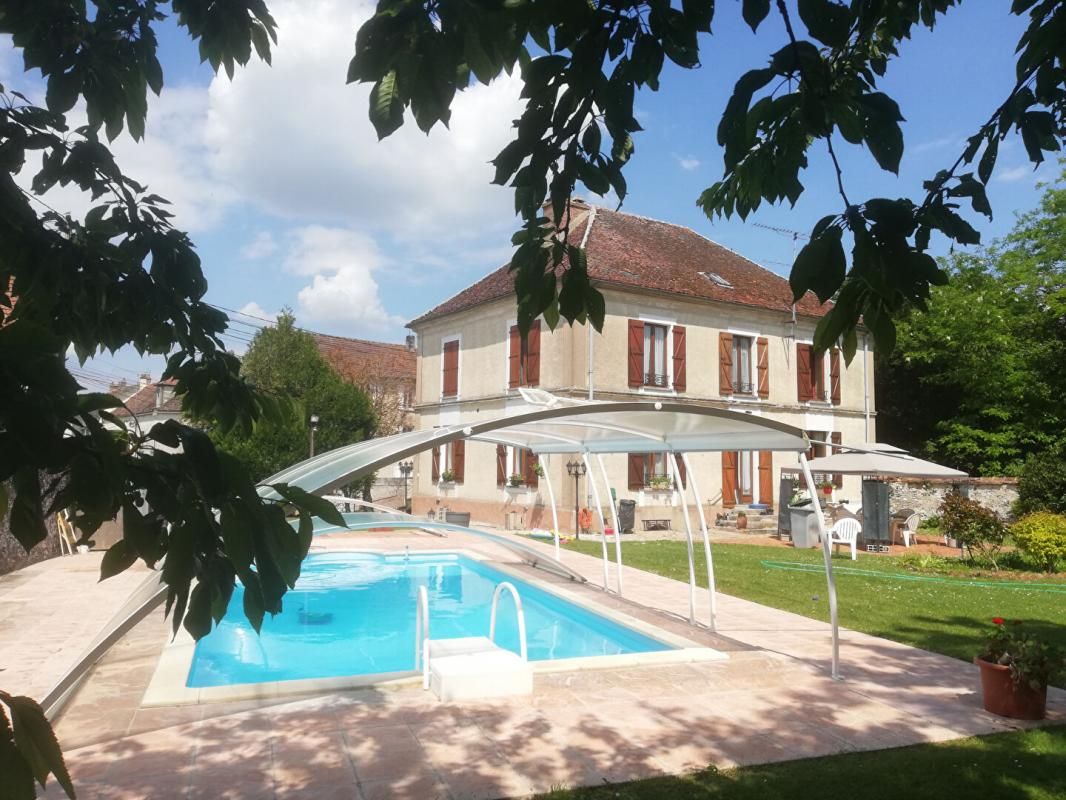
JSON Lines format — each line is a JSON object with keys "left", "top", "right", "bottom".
{"left": 1011, "top": 512, "right": 1066, "bottom": 572}
{"left": 920, "top": 514, "right": 941, "bottom": 530}
{"left": 939, "top": 492, "right": 1008, "bottom": 569}
{"left": 1015, "top": 445, "right": 1066, "bottom": 515}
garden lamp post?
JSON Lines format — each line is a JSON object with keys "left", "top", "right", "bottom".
{"left": 566, "top": 459, "right": 586, "bottom": 540}
{"left": 398, "top": 461, "right": 413, "bottom": 512}
{"left": 309, "top": 414, "right": 319, "bottom": 457}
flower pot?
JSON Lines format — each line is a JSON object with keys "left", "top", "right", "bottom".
{"left": 974, "top": 658, "right": 1047, "bottom": 720}
{"left": 736, "top": 515, "right": 748, "bottom": 530}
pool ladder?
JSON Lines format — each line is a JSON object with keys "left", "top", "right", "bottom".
{"left": 415, "top": 582, "right": 532, "bottom": 700}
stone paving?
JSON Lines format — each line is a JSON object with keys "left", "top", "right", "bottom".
{"left": 4, "top": 530, "right": 1063, "bottom": 800}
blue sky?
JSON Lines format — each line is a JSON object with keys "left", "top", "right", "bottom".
{"left": 2, "top": 1, "right": 1055, "bottom": 386}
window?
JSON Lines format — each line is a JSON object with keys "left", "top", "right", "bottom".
{"left": 732, "top": 335, "right": 754, "bottom": 395}
{"left": 441, "top": 339, "right": 459, "bottom": 398}
{"left": 432, "top": 440, "right": 464, "bottom": 483}
{"left": 508, "top": 321, "right": 541, "bottom": 388}
{"left": 628, "top": 453, "right": 684, "bottom": 489}
{"left": 797, "top": 344, "right": 841, "bottom": 404}
{"left": 643, "top": 323, "right": 669, "bottom": 387}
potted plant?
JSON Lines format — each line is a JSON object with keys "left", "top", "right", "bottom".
{"left": 975, "top": 618, "right": 1061, "bottom": 720}
{"left": 531, "top": 461, "right": 545, "bottom": 478}
{"left": 508, "top": 473, "right": 524, "bottom": 488}
{"left": 648, "top": 474, "right": 672, "bottom": 492}
{"left": 736, "top": 510, "right": 748, "bottom": 530}
{"left": 440, "top": 468, "right": 456, "bottom": 484}
{"left": 818, "top": 480, "right": 834, "bottom": 497}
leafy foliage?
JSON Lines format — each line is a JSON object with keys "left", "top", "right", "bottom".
{"left": 877, "top": 167, "right": 1066, "bottom": 476}
{"left": 351, "top": 0, "right": 1066, "bottom": 355}
{"left": 0, "top": 691, "right": 74, "bottom": 800}
{"left": 1011, "top": 512, "right": 1066, "bottom": 573}
{"left": 1016, "top": 444, "right": 1066, "bottom": 516}
{"left": 210, "top": 312, "right": 376, "bottom": 482}
{"left": 979, "top": 618, "right": 1063, "bottom": 691}
{"left": 939, "top": 493, "right": 1008, "bottom": 569}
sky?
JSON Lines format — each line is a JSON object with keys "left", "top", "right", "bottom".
{"left": 1, "top": 0, "right": 1056, "bottom": 387}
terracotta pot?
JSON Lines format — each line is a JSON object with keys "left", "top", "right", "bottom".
{"left": 975, "top": 657, "right": 1047, "bottom": 720}
{"left": 736, "top": 515, "right": 748, "bottom": 530}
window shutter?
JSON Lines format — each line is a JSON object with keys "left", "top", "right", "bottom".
{"left": 671, "top": 325, "right": 687, "bottom": 392}
{"left": 452, "top": 440, "right": 465, "bottom": 484}
{"left": 758, "top": 451, "right": 773, "bottom": 504}
{"left": 721, "top": 451, "right": 737, "bottom": 508}
{"left": 508, "top": 325, "right": 520, "bottom": 388}
{"left": 676, "top": 454, "right": 687, "bottom": 490}
{"left": 526, "top": 320, "right": 541, "bottom": 386}
{"left": 627, "top": 320, "right": 644, "bottom": 387}
{"left": 718, "top": 332, "right": 733, "bottom": 395}
{"left": 628, "top": 453, "right": 644, "bottom": 490}
{"left": 757, "top": 337, "right": 770, "bottom": 398}
{"left": 523, "top": 449, "right": 539, "bottom": 488}
{"left": 442, "top": 340, "right": 459, "bottom": 397}
{"left": 431, "top": 446, "right": 440, "bottom": 483}
{"left": 830, "top": 347, "right": 841, "bottom": 405}
{"left": 831, "top": 432, "right": 843, "bottom": 488}
{"left": 797, "top": 344, "right": 813, "bottom": 402}
{"left": 496, "top": 444, "right": 507, "bottom": 486}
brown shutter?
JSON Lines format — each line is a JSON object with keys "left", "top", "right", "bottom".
{"left": 526, "top": 320, "right": 541, "bottom": 386}
{"left": 672, "top": 325, "right": 687, "bottom": 392}
{"left": 628, "top": 453, "right": 644, "bottom": 490}
{"left": 431, "top": 447, "right": 440, "bottom": 482}
{"left": 442, "top": 340, "right": 459, "bottom": 397}
{"left": 797, "top": 344, "right": 813, "bottom": 402}
{"left": 523, "top": 450, "right": 539, "bottom": 488}
{"left": 830, "top": 347, "right": 841, "bottom": 405}
{"left": 508, "top": 325, "right": 520, "bottom": 388}
{"left": 452, "top": 440, "right": 465, "bottom": 484}
{"left": 496, "top": 444, "right": 507, "bottom": 485}
{"left": 721, "top": 451, "right": 737, "bottom": 508}
{"left": 831, "top": 432, "right": 843, "bottom": 488}
{"left": 756, "top": 337, "right": 770, "bottom": 398}
{"left": 627, "top": 319, "right": 644, "bottom": 387}
{"left": 718, "top": 332, "right": 733, "bottom": 395}
{"left": 676, "top": 454, "right": 687, "bottom": 490}
{"left": 759, "top": 451, "right": 773, "bottom": 504}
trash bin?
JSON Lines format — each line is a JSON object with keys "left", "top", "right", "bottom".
{"left": 617, "top": 499, "right": 636, "bottom": 533}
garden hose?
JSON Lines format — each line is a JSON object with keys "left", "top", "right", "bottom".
{"left": 758, "top": 560, "right": 1066, "bottom": 594}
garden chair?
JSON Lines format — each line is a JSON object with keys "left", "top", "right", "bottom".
{"left": 902, "top": 513, "right": 921, "bottom": 548}
{"left": 828, "top": 518, "right": 861, "bottom": 560}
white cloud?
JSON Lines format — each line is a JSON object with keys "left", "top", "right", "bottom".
{"left": 240, "top": 231, "right": 279, "bottom": 260}
{"left": 676, "top": 155, "right": 701, "bottom": 171}
{"left": 994, "top": 164, "right": 1033, "bottom": 183}
{"left": 285, "top": 225, "right": 401, "bottom": 333}
{"left": 237, "top": 301, "right": 274, "bottom": 321}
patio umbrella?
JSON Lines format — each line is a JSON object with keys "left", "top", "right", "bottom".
{"left": 798, "top": 442, "right": 968, "bottom": 479}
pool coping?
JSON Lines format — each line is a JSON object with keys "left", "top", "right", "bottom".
{"left": 142, "top": 547, "right": 726, "bottom": 707}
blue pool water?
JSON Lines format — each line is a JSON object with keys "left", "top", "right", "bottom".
{"left": 187, "top": 552, "right": 670, "bottom": 687}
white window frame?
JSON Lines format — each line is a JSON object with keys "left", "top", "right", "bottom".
{"left": 440, "top": 333, "right": 461, "bottom": 402}
{"left": 638, "top": 314, "right": 676, "bottom": 395}
{"left": 725, "top": 327, "right": 762, "bottom": 403}
{"left": 797, "top": 338, "right": 832, "bottom": 405}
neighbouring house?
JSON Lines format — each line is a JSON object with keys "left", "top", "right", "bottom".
{"left": 406, "top": 199, "right": 876, "bottom": 531}
{"left": 110, "top": 374, "right": 183, "bottom": 435}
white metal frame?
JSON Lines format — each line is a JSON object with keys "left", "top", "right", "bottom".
{"left": 668, "top": 453, "right": 698, "bottom": 623}
{"left": 489, "top": 582, "right": 528, "bottom": 661}
{"left": 798, "top": 452, "right": 840, "bottom": 679}
{"left": 682, "top": 453, "right": 717, "bottom": 631}
{"left": 538, "top": 453, "right": 561, "bottom": 560}
{"left": 596, "top": 454, "right": 624, "bottom": 595}
{"left": 582, "top": 451, "right": 611, "bottom": 591}
{"left": 416, "top": 585, "right": 430, "bottom": 689}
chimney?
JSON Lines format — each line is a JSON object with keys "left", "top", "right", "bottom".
{"left": 405, "top": 334, "right": 416, "bottom": 351}
{"left": 139, "top": 372, "right": 152, "bottom": 389}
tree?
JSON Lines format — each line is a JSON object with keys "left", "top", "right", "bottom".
{"left": 351, "top": 0, "right": 1066, "bottom": 359}
{"left": 211, "top": 312, "right": 376, "bottom": 482}
{"left": 877, "top": 165, "right": 1066, "bottom": 476}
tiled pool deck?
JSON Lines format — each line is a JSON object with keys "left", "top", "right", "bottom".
{"left": 4, "top": 531, "right": 1063, "bottom": 800}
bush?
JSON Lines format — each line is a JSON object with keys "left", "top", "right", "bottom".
{"left": 920, "top": 514, "right": 941, "bottom": 530}
{"left": 1015, "top": 446, "right": 1066, "bottom": 516}
{"left": 939, "top": 492, "right": 1009, "bottom": 569}
{"left": 1011, "top": 512, "right": 1066, "bottom": 572}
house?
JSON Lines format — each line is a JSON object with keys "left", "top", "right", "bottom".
{"left": 110, "top": 375, "right": 183, "bottom": 435}
{"left": 406, "top": 200, "right": 876, "bottom": 531}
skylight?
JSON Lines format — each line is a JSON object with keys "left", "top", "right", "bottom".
{"left": 699, "top": 271, "right": 733, "bottom": 289}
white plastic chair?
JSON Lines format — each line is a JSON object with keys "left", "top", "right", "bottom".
{"left": 902, "top": 513, "right": 921, "bottom": 548}
{"left": 828, "top": 518, "right": 861, "bottom": 560}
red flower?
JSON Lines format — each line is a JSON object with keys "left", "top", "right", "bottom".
{"left": 992, "top": 617, "right": 1005, "bottom": 625}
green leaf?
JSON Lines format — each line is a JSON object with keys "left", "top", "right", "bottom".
{"left": 369, "top": 69, "right": 404, "bottom": 139}
{"left": 45, "top": 70, "right": 81, "bottom": 115}
{"left": 269, "top": 484, "right": 347, "bottom": 528}
{"left": 790, "top": 226, "right": 846, "bottom": 303}
{"left": 220, "top": 506, "right": 255, "bottom": 571}
{"left": 100, "top": 539, "right": 137, "bottom": 581}
{"left": 742, "top": 0, "right": 771, "bottom": 32}
{"left": 183, "top": 582, "right": 213, "bottom": 640}
{"left": 2, "top": 692, "right": 74, "bottom": 799}
{"left": 798, "top": 0, "right": 852, "bottom": 47}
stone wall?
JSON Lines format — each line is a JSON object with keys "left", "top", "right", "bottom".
{"left": 888, "top": 477, "right": 1019, "bottom": 521}
{"left": 0, "top": 512, "right": 62, "bottom": 575}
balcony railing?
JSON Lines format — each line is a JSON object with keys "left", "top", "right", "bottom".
{"left": 733, "top": 380, "right": 755, "bottom": 395}
{"left": 643, "top": 372, "right": 669, "bottom": 388}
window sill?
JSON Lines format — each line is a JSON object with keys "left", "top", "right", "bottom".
{"left": 638, "top": 386, "right": 675, "bottom": 396}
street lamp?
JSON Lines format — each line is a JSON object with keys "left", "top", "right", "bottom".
{"left": 398, "top": 461, "right": 413, "bottom": 513}
{"left": 309, "top": 414, "right": 320, "bottom": 457}
{"left": 566, "top": 459, "right": 586, "bottom": 540}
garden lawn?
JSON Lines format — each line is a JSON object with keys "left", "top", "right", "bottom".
{"left": 535, "top": 725, "right": 1066, "bottom": 799}
{"left": 562, "top": 541, "right": 1066, "bottom": 684}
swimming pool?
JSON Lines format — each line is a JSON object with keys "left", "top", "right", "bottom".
{"left": 187, "top": 552, "right": 672, "bottom": 688}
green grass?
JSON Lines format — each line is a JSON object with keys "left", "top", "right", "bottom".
{"left": 563, "top": 540, "right": 1066, "bottom": 684}
{"left": 535, "top": 725, "right": 1066, "bottom": 799}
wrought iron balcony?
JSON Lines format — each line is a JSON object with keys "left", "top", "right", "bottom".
{"left": 643, "top": 372, "right": 669, "bottom": 388}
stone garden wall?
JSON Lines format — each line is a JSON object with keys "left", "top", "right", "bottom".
{"left": 888, "top": 477, "right": 1019, "bottom": 521}
{"left": 0, "top": 512, "right": 62, "bottom": 575}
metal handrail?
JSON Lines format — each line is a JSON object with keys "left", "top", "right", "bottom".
{"left": 489, "top": 582, "right": 528, "bottom": 661}
{"left": 415, "top": 585, "right": 430, "bottom": 689}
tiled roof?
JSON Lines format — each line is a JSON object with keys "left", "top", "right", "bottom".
{"left": 112, "top": 379, "right": 181, "bottom": 418}
{"left": 313, "top": 333, "right": 416, "bottom": 384}
{"left": 409, "top": 201, "right": 828, "bottom": 325}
